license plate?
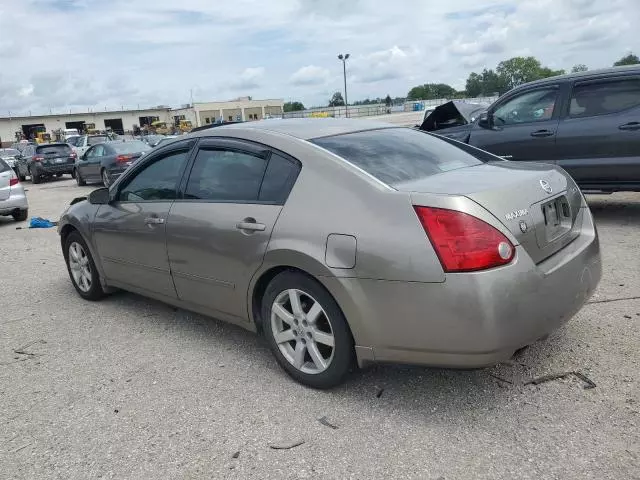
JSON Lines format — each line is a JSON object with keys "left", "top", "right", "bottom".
{"left": 541, "top": 196, "right": 571, "bottom": 241}
{"left": 55, "top": 158, "right": 64, "bottom": 163}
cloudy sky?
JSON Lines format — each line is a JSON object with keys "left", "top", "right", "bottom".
{"left": 0, "top": 0, "right": 638, "bottom": 115}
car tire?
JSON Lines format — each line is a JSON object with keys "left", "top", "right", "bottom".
{"left": 75, "top": 169, "right": 86, "bottom": 186}
{"left": 30, "top": 168, "right": 41, "bottom": 184}
{"left": 56, "top": 173, "right": 63, "bottom": 178}
{"left": 101, "top": 169, "right": 110, "bottom": 187}
{"left": 12, "top": 209, "right": 28, "bottom": 222}
{"left": 261, "top": 271, "right": 355, "bottom": 389}
{"left": 18, "top": 171, "right": 26, "bottom": 182}
{"left": 63, "top": 231, "right": 106, "bottom": 301}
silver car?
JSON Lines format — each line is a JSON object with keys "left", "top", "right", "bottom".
{"left": 0, "top": 159, "right": 29, "bottom": 222}
{"left": 58, "top": 119, "right": 601, "bottom": 388}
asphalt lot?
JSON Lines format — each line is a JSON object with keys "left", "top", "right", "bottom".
{"left": 1, "top": 177, "right": 639, "bottom": 480}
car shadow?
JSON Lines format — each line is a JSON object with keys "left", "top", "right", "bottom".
{"left": 75, "top": 285, "right": 570, "bottom": 416}
{"left": 587, "top": 195, "right": 640, "bottom": 227}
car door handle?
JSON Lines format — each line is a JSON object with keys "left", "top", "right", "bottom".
{"left": 236, "top": 219, "right": 266, "bottom": 232}
{"left": 144, "top": 217, "right": 165, "bottom": 225}
{"left": 530, "top": 129, "right": 555, "bottom": 137}
{"left": 619, "top": 122, "right": 640, "bottom": 131}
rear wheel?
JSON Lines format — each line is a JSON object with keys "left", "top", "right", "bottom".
{"left": 63, "top": 231, "right": 105, "bottom": 301}
{"left": 18, "top": 171, "right": 26, "bottom": 182}
{"left": 12, "top": 209, "right": 28, "bottom": 222}
{"left": 261, "top": 271, "right": 354, "bottom": 389}
{"left": 75, "top": 169, "right": 86, "bottom": 186}
{"left": 55, "top": 173, "right": 63, "bottom": 178}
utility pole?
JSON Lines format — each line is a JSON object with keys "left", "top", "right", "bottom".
{"left": 337, "top": 53, "right": 350, "bottom": 118}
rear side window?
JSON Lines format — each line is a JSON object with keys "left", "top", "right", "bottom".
{"left": 259, "top": 153, "right": 300, "bottom": 203}
{"left": 184, "top": 149, "right": 267, "bottom": 202}
{"left": 570, "top": 78, "right": 640, "bottom": 117}
{"left": 0, "top": 159, "right": 10, "bottom": 173}
{"left": 312, "top": 128, "right": 483, "bottom": 186}
{"left": 36, "top": 144, "right": 71, "bottom": 155}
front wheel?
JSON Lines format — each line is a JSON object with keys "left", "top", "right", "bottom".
{"left": 261, "top": 271, "right": 355, "bottom": 389}
{"left": 12, "top": 209, "right": 28, "bottom": 222}
{"left": 101, "top": 169, "right": 111, "bottom": 187}
{"left": 75, "top": 169, "right": 86, "bottom": 186}
{"left": 63, "top": 231, "right": 105, "bottom": 301}
{"left": 55, "top": 173, "right": 63, "bottom": 178}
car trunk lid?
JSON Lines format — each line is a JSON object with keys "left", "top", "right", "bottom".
{"left": 395, "top": 162, "right": 584, "bottom": 264}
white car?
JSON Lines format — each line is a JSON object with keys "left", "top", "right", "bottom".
{"left": 0, "top": 158, "right": 28, "bottom": 222}
{"left": 68, "top": 134, "right": 112, "bottom": 158}
{"left": 63, "top": 128, "right": 79, "bottom": 139}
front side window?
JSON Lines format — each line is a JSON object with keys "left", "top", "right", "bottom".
{"left": 493, "top": 88, "right": 558, "bottom": 125}
{"left": 184, "top": 148, "right": 266, "bottom": 202}
{"left": 92, "top": 145, "right": 105, "bottom": 157}
{"left": 570, "top": 78, "right": 640, "bottom": 117}
{"left": 118, "top": 150, "right": 189, "bottom": 201}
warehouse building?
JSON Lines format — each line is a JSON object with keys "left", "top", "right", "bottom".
{"left": 0, "top": 97, "right": 284, "bottom": 146}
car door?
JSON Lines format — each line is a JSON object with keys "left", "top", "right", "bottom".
{"left": 469, "top": 85, "right": 565, "bottom": 162}
{"left": 87, "top": 144, "right": 105, "bottom": 178}
{"left": 555, "top": 75, "right": 640, "bottom": 187}
{"left": 91, "top": 141, "right": 195, "bottom": 299}
{"left": 77, "top": 145, "right": 93, "bottom": 179}
{"left": 166, "top": 139, "right": 300, "bottom": 321}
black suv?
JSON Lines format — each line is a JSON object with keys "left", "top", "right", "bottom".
{"left": 421, "top": 66, "right": 640, "bottom": 192}
{"left": 21, "top": 143, "right": 77, "bottom": 184}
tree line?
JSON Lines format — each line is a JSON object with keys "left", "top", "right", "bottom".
{"left": 283, "top": 53, "right": 640, "bottom": 111}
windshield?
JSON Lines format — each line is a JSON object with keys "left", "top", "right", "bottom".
{"left": 0, "top": 149, "right": 20, "bottom": 157}
{"left": 88, "top": 135, "right": 109, "bottom": 145}
{"left": 312, "top": 128, "right": 483, "bottom": 186}
{"left": 111, "top": 141, "right": 147, "bottom": 154}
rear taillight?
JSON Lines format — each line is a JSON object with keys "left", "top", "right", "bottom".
{"left": 116, "top": 155, "right": 132, "bottom": 163}
{"left": 9, "top": 177, "right": 19, "bottom": 186}
{"left": 32, "top": 155, "right": 44, "bottom": 162}
{"left": 414, "top": 206, "right": 515, "bottom": 272}
{"left": 70, "top": 152, "right": 77, "bottom": 159}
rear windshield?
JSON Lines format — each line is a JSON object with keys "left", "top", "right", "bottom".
{"left": 111, "top": 141, "right": 148, "bottom": 154}
{"left": 88, "top": 135, "right": 108, "bottom": 145}
{"left": 312, "top": 128, "right": 484, "bottom": 186}
{"left": 36, "top": 144, "right": 72, "bottom": 155}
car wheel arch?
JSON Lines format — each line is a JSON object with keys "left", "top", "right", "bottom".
{"left": 59, "top": 223, "right": 110, "bottom": 291}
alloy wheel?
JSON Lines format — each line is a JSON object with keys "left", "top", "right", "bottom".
{"left": 68, "top": 241, "right": 92, "bottom": 292}
{"left": 270, "top": 289, "right": 335, "bottom": 374}
{"left": 102, "top": 170, "right": 110, "bottom": 187}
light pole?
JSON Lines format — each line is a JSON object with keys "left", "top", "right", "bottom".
{"left": 337, "top": 53, "right": 350, "bottom": 117}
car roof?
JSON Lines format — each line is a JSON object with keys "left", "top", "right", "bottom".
{"left": 514, "top": 65, "right": 640, "bottom": 90}
{"left": 191, "top": 118, "right": 398, "bottom": 140}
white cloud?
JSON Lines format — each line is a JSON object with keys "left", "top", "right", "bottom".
{"left": 0, "top": 0, "right": 639, "bottom": 113}
{"left": 290, "top": 65, "right": 330, "bottom": 86}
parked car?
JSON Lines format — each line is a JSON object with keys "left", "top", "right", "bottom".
{"left": 419, "top": 66, "right": 640, "bottom": 192}
{"left": 153, "top": 135, "right": 178, "bottom": 148}
{"left": 0, "top": 148, "right": 28, "bottom": 180}
{"left": 74, "top": 140, "right": 148, "bottom": 187}
{"left": 0, "top": 158, "right": 28, "bottom": 222}
{"left": 71, "top": 134, "right": 113, "bottom": 158}
{"left": 141, "top": 135, "right": 165, "bottom": 147}
{"left": 21, "top": 143, "right": 77, "bottom": 184}
{"left": 58, "top": 119, "right": 601, "bottom": 388}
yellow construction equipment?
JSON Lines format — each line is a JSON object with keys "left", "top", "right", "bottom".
{"left": 179, "top": 120, "right": 193, "bottom": 133}
{"left": 151, "top": 121, "right": 170, "bottom": 135}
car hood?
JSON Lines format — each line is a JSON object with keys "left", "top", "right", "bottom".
{"left": 419, "top": 100, "right": 487, "bottom": 132}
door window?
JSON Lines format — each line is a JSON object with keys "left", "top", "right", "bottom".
{"left": 493, "top": 88, "right": 558, "bottom": 125}
{"left": 569, "top": 78, "right": 640, "bottom": 117}
{"left": 184, "top": 148, "right": 267, "bottom": 202}
{"left": 118, "top": 150, "right": 189, "bottom": 202}
{"left": 92, "top": 145, "right": 105, "bottom": 157}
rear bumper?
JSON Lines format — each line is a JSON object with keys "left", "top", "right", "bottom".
{"left": 33, "top": 163, "right": 74, "bottom": 175}
{"left": 0, "top": 191, "right": 29, "bottom": 215}
{"left": 323, "top": 206, "right": 601, "bottom": 368}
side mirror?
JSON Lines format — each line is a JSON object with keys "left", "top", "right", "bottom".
{"left": 88, "top": 187, "right": 110, "bottom": 205}
{"left": 478, "top": 112, "right": 492, "bottom": 129}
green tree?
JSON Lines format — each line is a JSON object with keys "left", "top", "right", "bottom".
{"left": 465, "top": 69, "right": 505, "bottom": 97}
{"left": 407, "top": 83, "right": 457, "bottom": 100}
{"left": 496, "top": 56, "right": 564, "bottom": 91}
{"left": 328, "top": 91, "right": 345, "bottom": 107}
{"left": 571, "top": 64, "right": 588, "bottom": 73}
{"left": 283, "top": 101, "right": 305, "bottom": 112}
{"left": 613, "top": 53, "right": 640, "bottom": 66}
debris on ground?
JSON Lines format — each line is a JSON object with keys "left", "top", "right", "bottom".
{"left": 318, "top": 416, "right": 338, "bottom": 429}
{"left": 376, "top": 388, "right": 385, "bottom": 398}
{"left": 268, "top": 439, "right": 305, "bottom": 450}
{"left": 489, "top": 373, "right": 513, "bottom": 384}
{"left": 525, "top": 371, "right": 596, "bottom": 389}
{"left": 28, "top": 217, "right": 58, "bottom": 228}
{"left": 232, "top": 451, "right": 240, "bottom": 459}
{"left": 624, "top": 315, "right": 632, "bottom": 319}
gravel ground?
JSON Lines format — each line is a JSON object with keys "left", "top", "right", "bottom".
{"left": 1, "top": 178, "right": 638, "bottom": 480}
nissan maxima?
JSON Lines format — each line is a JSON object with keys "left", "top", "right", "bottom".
{"left": 58, "top": 119, "right": 601, "bottom": 388}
